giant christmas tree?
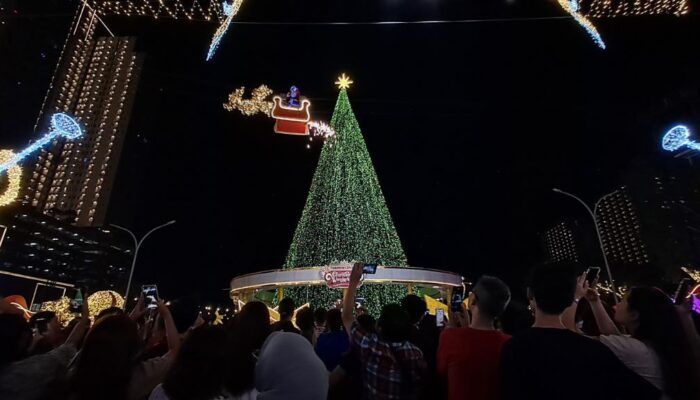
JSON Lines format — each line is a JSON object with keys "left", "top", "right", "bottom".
{"left": 284, "top": 76, "right": 407, "bottom": 314}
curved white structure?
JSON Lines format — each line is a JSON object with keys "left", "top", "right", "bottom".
{"left": 230, "top": 266, "right": 463, "bottom": 297}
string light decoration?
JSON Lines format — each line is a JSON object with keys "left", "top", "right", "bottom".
{"left": 40, "top": 297, "right": 74, "bottom": 326}
{"left": 0, "top": 113, "right": 84, "bottom": 176}
{"left": 307, "top": 121, "right": 337, "bottom": 148}
{"left": 87, "top": 290, "right": 125, "bottom": 318}
{"left": 206, "top": 0, "right": 244, "bottom": 60}
{"left": 582, "top": 0, "right": 689, "bottom": 17}
{"left": 223, "top": 85, "right": 273, "bottom": 116}
{"left": 557, "top": 0, "right": 606, "bottom": 49}
{"left": 284, "top": 77, "right": 408, "bottom": 315}
{"left": 661, "top": 125, "right": 700, "bottom": 152}
{"left": 682, "top": 267, "right": 700, "bottom": 282}
{"left": 92, "top": 0, "right": 225, "bottom": 22}
{"left": 0, "top": 150, "right": 22, "bottom": 207}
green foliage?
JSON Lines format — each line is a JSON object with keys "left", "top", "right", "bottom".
{"left": 283, "top": 89, "right": 408, "bottom": 315}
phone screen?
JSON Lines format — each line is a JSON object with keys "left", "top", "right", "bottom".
{"left": 586, "top": 268, "right": 601, "bottom": 286}
{"left": 362, "top": 264, "right": 377, "bottom": 274}
{"left": 436, "top": 309, "right": 445, "bottom": 327}
{"left": 692, "top": 294, "right": 700, "bottom": 314}
{"left": 69, "top": 288, "right": 83, "bottom": 313}
{"left": 451, "top": 288, "right": 464, "bottom": 312}
{"left": 142, "top": 285, "right": 159, "bottom": 309}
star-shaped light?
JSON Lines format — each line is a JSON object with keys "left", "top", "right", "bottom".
{"left": 335, "top": 73, "right": 353, "bottom": 90}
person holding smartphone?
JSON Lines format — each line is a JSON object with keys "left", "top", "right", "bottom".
{"left": 437, "top": 276, "right": 511, "bottom": 400}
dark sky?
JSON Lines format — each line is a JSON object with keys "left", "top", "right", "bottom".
{"left": 1, "top": 0, "right": 699, "bottom": 302}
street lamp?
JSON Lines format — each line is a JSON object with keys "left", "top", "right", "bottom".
{"left": 552, "top": 188, "right": 619, "bottom": 303}
{"left": 110, "top": 220, "right": 176, "bottom": 299}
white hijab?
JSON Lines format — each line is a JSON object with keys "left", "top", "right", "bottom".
{"left": 255, "top": 332, "right": 328, "bottom": 400}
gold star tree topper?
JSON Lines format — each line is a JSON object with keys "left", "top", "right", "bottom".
{"left": 335, "top": 73, "right": 353, "bottom": 90}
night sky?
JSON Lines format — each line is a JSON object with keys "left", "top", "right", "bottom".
{"left": 1, "top": 0, "right": 699, "bottom": 303}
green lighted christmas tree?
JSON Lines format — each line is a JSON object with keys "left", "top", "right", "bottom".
{"left": 284, "top": 75, "right": 407, "bottom": 315}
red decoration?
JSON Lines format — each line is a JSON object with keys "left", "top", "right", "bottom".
{"left": 271, "top": 96, "right": 311, "bottom": 136}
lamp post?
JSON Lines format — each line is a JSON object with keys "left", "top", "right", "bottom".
{"left": 110, "top": 220, "right": 176, "bottom": 299}
{"left": 552, "top": 188, "right": 618, "bottom": 303}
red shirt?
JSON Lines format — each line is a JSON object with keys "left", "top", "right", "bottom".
{"left": 437, "top": 327, "right": 510, "bottom": 400}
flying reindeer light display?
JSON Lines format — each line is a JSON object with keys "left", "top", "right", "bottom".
{"left": 223, "top": 83, "right": 336, "bottom": 146}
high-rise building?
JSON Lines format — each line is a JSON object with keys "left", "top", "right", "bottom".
{"left": 23, "top": 9, "right": 142, "bottom": 227}
{"left": 596, "top": 187, "right": 650, "bottom": 266}
{"left": 542, "top": 219, "right": 601, "bottom": 266}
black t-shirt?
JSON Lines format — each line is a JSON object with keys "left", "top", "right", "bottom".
{"left": 499, "top": 328, "right": 660, "bottom": 400}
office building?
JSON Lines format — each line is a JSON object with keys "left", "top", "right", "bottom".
{"left": 0, "top": 203, "right": 132, "bottom": 302}
{"left": 23, "top": 8, "right": 142, "bottom": 227}
{"left": 596, "top": 187, "right": 650, "bottom": 266}
{"left": 542, "top": 219, "right": 602, "bottom": 266}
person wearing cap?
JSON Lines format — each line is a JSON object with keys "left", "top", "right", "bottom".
{"left": 437, "top": 276, "right": 512, "bottom": 400}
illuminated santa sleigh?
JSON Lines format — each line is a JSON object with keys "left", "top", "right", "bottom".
{"left": 271, "top": 95, "right": 311, "bottom": 136}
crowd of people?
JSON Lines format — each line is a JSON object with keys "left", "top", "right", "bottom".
{"left": 1, "top": 262, "right": 700, "bottom": 400}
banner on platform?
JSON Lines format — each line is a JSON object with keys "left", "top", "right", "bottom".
{"left": 320, "top": 262, "right": 362, "bottom": 289}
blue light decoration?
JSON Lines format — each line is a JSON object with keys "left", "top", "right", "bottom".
{"left": 0, "top": 113, "right": 84, "bottom": 175}
{"left": 557, "top": 0, "right": 606, "bottom": 49}
{"left": 206, "top": 0, "right": 243, "bottom": 61}
{"left": 661, "top": 125, "right": 699, "bottom": 152}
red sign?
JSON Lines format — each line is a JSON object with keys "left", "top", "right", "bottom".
{"left": 320, "top": 264, "right": 360, "bottom": 289}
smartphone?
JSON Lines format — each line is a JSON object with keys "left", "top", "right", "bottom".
{"left": 586, "top": 267, "right": 601, "bottom": 286}
{"left": 142, "top": 285, "right": 159, "bottom": 309}
{"left": 69, "top": 288, "right": 83, "bottom": 313}
{"left": 673, "top": 278, "right": 693, "bottom": 305}
{"left": 32, "top": 318, "right": 50, "bottom": 335}
{"left": 436, "top": 309, "right": 445, "bottom": 327}
{"left": 362, "top": 264, "right": 377, "bottom": 274}
{"left": 451, "top": 287, "right": 464, "bottom": 313}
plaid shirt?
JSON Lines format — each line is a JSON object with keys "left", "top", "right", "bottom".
{"left": 351, "top": 323, "right": 427, "bottom": 400}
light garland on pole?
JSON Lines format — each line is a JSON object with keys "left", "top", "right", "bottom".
{"left": 583, "top": 0, "right": 690, "bottom": 17}
{"left": 557, "top": 0, "right": 606, "bottom": 49}
{"left": 0, "top": 150, "right": 22, "bottom": 207}
{"left": 92, "top": 0, "right": 225, "bottom": 21}
{"left": 661, "top": 125, "right": 700, "bottom": 152}
{"left": 206, "top": 0, "right": 244, "bottom": 60}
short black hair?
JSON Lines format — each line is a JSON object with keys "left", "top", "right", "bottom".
{"left": 295, "top": 306, "right": 314, "bottom": 331}
{"left": 278, "top": 297, "right": 296, "bottom": 320}
{"left": 314, "top": 307, "right": 327, "bottom": 325}
{"left": 401, "top": 294, "right": 427, "bottom": 324}
{"left": 528, "top": 263, "right": 577, "bottom": 315}
{"left": 377, "top": 303, "right": 411, "bottom": 342}
{"left": 472, "top": 276, "right": 511, "bottom": 319}
{"left": 357, "top": 313, "right": 377, "bottom": 333}
{"left": 325, "top": 308, "right": 343, "bottom": 332}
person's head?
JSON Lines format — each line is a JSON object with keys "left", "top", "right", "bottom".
{"left": 401, "top": 295, "right": 427, "bottom": 324}
{"left": 0, "top": 314, "right": 32, "bottom": 367}
{"left": 377, "top": 303, "right": 411, "bottom": 342}
{"left": 224, "top": 301, "right": 271, "bottom": 396}
{"left": 616, "top": 287, "right": 700, "bottom": 400}
{"left": 469, "top": 276, "right": 511, "bottom": 320}
{"left": 70, "top": 314, "right": 139, "bottom": 400}
{"left": 314, "top": 307, "right": 327, "bottom": 326}
{"left": 278, "top": 298, "right": 295, "bottom": 321}
{"left": 295, "top": 306, "right": 314, "bottom": 333}
{"left": 95, "top": 307, "right": 125, "bottom": 322}
{"left": 527, "top": 263, "right": 577, "bottom": 316}
{"left": 357, "top": 313, "right": 377, "bottom": 333}
{"left": 325, "top": 308, "right": 343, "bottom": 332}
{"left": 163, "top": 325, "right": 228, "bottom": 400}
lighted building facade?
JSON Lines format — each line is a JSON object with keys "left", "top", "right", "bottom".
{"left": 542, "top": 219, "right": 602, "bottom": 267}
{"left": 0, "top": 203, "right": 131, "bottom": 298}
{"left": 596, "top": 187, "right": 650, "bottom": 266}
{"left": 23, "top": 9, "right": 142, "bottom": 227}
